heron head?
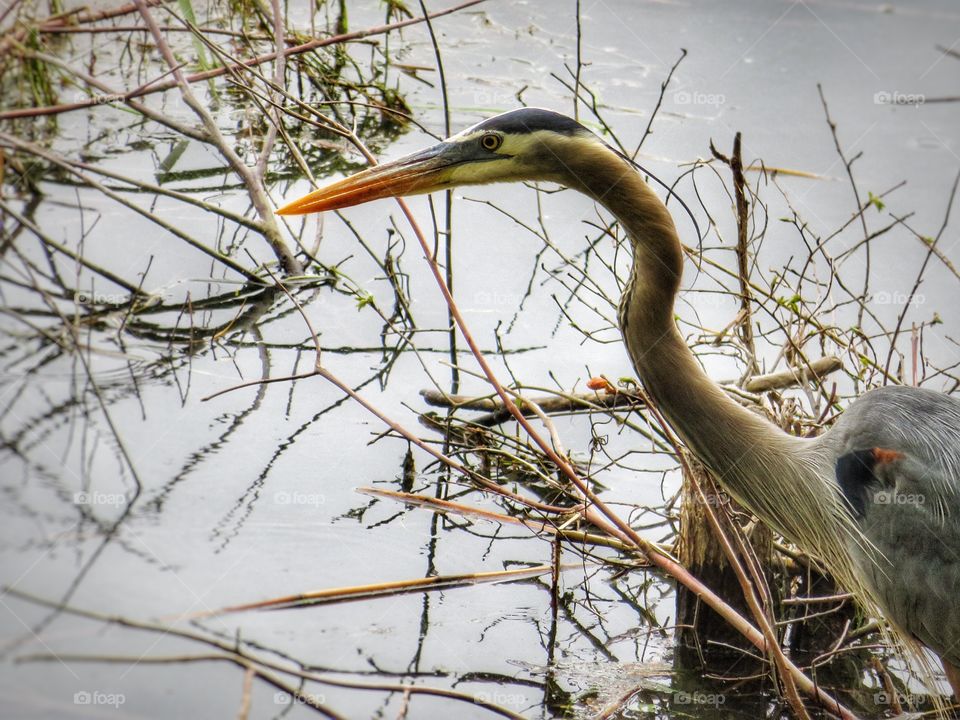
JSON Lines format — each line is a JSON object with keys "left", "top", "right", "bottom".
{"left": 276, "top": 108, "right": 603, "bottom": 215}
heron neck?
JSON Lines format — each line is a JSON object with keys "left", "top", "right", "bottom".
{"left": 554, "top": 144, "right": 873, "bottom": 600}
{"left": 567, "top": 150, "right": 819, "bottom": 525}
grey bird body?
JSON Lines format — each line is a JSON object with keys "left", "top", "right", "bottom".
{"left": 827, "top": 386, "right": 960, "bottom": 665}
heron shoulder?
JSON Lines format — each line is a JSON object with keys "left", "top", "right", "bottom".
{"left": 835, "top": 385, "right": 960, "bottom": 450}
{"left": 830, "top": 385, "right": 960, "bottom": 508}
{"left": 832, "top": 388, "right": 960, "bottom": 665}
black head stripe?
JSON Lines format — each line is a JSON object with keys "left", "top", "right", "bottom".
{"left": 471, "top": 108, "right": 588, "bottom": 137}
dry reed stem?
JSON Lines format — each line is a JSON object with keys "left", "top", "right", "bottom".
{"left": 203, "top": 564, "right": 560, "bottom": 616}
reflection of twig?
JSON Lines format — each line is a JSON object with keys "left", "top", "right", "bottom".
{"left": 357, "top": 487, "right": 636, "bottom": 552}
{"left": 7, "top": 588, "right": 526, "bottom": 720}
{"left": 417, "top": 0, "right": 459, "bottom": 394}
{"left": 0, "top": 257, "right": 145, "bottom": 657}
{"left": 0, "top": 134, "right": 262, "bottom": 282}
{"left": 0, "top": 0, "right": 488, "bottom": 121}
{"left": 0, "top": 197, "right": 146, "bottom": 295}
{"left": 133, "top": 0, "right": 301, "bottom": 274}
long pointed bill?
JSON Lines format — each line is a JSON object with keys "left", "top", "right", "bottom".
{"left": 276, "top": 144, "right": 456, "bottom": 216}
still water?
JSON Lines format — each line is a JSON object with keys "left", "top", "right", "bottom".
{"left": 2, "top": 1, "right": 959, "bottom": 717}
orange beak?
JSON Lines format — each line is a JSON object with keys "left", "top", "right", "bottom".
{"left": 276, "top": 143, "right": 458, "bottom": 216}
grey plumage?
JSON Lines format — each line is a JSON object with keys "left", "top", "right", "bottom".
{"left": 828, "top": 387, "right": 960, "bottom": 664}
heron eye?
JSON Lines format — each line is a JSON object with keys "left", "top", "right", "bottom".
{"left": 480, "top": 133, "right": 502, "bottom": 151}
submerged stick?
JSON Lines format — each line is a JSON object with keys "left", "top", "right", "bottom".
{"left": 358, "top": 487, "right": 638, "bottom": 552}
{"left": 201, "top": 564, "right": 560, "bottom": 615}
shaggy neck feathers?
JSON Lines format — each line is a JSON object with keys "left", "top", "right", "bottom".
{"left": 549, "top": 137, "right": 870, "bottom": 593}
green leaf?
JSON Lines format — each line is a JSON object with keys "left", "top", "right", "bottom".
{"left": 177, "top": 0, "right": 211, "bottom": 71}
{"left": 776, "top": 294, "right": 802, "bottom": 313}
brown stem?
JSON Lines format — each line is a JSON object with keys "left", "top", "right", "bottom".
{"left": 133, "top": 0, "right": 301, "bottom": 274}
{"left": 0, "top": 0, "right": 487, "bottom": 121}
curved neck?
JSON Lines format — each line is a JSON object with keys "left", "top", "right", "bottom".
{"left": 563, "top": 149, "right": 797, "bottom": 478}
{"left": 533, "top": 136, "right": 877, "bottom": 606}
{"left": 559, "top": 146, "right": 856, "bottom": 561}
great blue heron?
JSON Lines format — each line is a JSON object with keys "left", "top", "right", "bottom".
{"left": 278, "top": 108, "right": 960, "bottom": 694}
